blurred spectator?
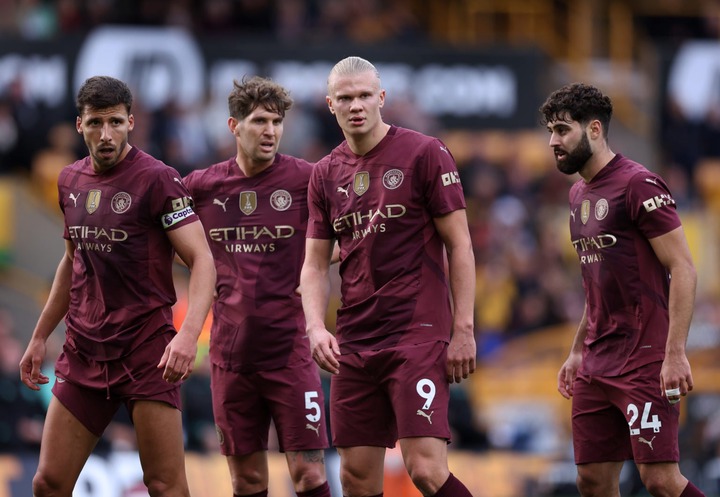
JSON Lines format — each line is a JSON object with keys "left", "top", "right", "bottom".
{"left": 30, "top": 122, "right": 82, "bottom": 208}
{"left": 0, "top": 97, "right": 20, "bottom": 174}
{"left": 0, "top": 309, "right": 46, "bottom": 453}
{"left": 181, "top": 354, "right": 217, "bottom": 453}
{"left": 16, "top": 0, "right": 57, "bottom": 39}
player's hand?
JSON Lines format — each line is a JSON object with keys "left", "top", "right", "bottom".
{"left": 660, "top": 351, "right": 693, "bottom": 405}
{"left": 557, "top": 352, "right": 581, "bottom": 399}
{"left": 307, "top": 327, "right": 340, "bottom": 375}
{"left": 158, "top": 331, "right": 198, "bottom": 383}
{"left": 19, "top": 338, "right": 50, "bottom": 391}
{"left": 447, "top": 331, "right": 476, "bottom": 383}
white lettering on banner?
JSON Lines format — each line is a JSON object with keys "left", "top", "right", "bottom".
{"left": 0, "top": 54, "right": 67, "bottom": 106}
{"left": 74, "top": 26, "right": 204, "bottom": 111}
{"left": 417, "top": 65, "right": 516, "bottom": 116}
{"left": 265, "top": 61, "right": 518, "bottom": 118}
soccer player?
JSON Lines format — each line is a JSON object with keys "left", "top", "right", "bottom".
{"left": 541, "top": 82, "right": 705, "bottom": 497}
{"left": 183, "top": 76, "right": 332, "bottom": 497}
{"left": 18, "top": 76, "right": 216, "bottom": 497}
{"left": 300, "top": 56, "right": 477, "bottom": 497}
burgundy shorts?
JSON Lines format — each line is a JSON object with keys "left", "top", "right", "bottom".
{"left": 572, "top": 361, "right": 680, "bottom": 464}
{"left": 211, "top": 358, "right": 329, "bottom": 456}
{"left": 330, "top": 340, "right": 451, "bottom": 448}
{"left": 52, "top": 330, "right": 181, "bottom": 437}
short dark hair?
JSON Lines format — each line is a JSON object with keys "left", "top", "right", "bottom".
{"left": 539, "top": 83, "right": 613, "bottom": 137}
{"left": 76, "top": 76, "right": 133, "bottom": 115}
{"left": 228, "top": 76, "right": 293, "bottom": 120}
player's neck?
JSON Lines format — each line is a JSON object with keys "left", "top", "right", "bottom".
{"left": 235, "top": 155, "right": 274, "bottom": 177}
{"left": 346, "top": 122, "right": 391, "bottom": 156}
{"left": 580, "top": 148, "right": 615, "bottom": 183}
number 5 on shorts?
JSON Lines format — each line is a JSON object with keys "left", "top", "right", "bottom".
{"left": 305, "top": 391, "right": 321, "bottom": 423}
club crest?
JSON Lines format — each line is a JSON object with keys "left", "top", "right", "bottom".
{"left": 270, "top": 189, "right": 292, "bottom": 211}
{"left": 111, "top": 192, "right": 132, "bottom": 214}
{"left": 383, "top": 169, "right": 404, "bottom": 190}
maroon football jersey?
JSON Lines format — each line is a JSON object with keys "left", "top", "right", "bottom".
{"left": 307, "top": 126, "right": 467, "bottom": 353}
{"left": 184, "top": 154, "right": 313, "bottom": 372}
{"left": 568, "top": 154, "right": 682, "bottom": 376}
{"left": 58, "top": 147, "right": 198, "bottom": 361}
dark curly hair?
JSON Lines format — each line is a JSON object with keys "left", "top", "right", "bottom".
{"left": 228, "top": 76, "right": 293, "bottom": 120}
{"left": 539, "top": 83, "right": 613, "bottom": 138}
{"left": 76, "top": 76, "right": 133, "bottom": 115}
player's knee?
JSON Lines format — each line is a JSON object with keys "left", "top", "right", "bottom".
{"left": 576, "top": 471, "right": 606, "bottom": 497}
{"left": 144, "top": 474, "right": 188, "bottom": 497}
{"left": 406, "top": 463, "right": 443, "bottom": 495}
{"left": 291, "top": 466, "right": 326, "bottom": 490}
{"left": 32, "top": 471, "right": 65, "bottom": 497}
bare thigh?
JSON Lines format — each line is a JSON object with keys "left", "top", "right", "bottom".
{"left": 34, "top": 396, "right": 99, "bottom": 495}
{"left": 132, "top": 400, "right": 189, "bottom": 497}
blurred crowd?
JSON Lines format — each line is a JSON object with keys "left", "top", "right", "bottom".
{"left": 0, "top": 0, "right": 423, "bottom": 44}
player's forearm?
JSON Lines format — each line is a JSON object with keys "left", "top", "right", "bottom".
{"left": 179, "top": 254, "right": 216, "bottom": 339}
{"left": 31, "top": 254, "right": 73, "bottom": 341}
{"left": 300, "top": 265, "right": 331, "bottom": 331}
{"left": 447, "top": 242, "right": 476, "bottom": 335}
{"left": 665, "top": 261, "right": 697, "bottom": 355}
{"left": 568, "top": 304, "right": 588, "bottom": 355}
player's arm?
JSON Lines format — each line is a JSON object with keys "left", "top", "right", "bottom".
{"left": 433, "top": 209, "right": 476, "bottom": 384}
{"left": 300, "top": 237, "right": 340, "bottom": 374}
{"left": 19, "top": 239, "right": 75, "bottom": 390}
{"left": 558, "top": 303, "right": 588, "bottom": 399}
{"left": 649, "top": 225, "right": 697, "bottom": 399}
{"left": 161, "top": 220, "right": 216, "bottom": 382}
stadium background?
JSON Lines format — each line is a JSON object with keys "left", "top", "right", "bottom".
{"left": 1, "top": 1, "right": 720, "bottom": 496}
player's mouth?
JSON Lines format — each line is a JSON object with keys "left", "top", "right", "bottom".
{"left": 259, "top": 141, "right": 275, "bottom": 153}
{"left": 98, "top": 146, "right": 115, "bottom": 159}
{"left": 554, "top": 148, "right": 567, "bottom": 161}
{"left": 349, "top": 116, "right": 365, "bottom": 126}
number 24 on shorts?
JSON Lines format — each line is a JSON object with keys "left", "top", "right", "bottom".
{"left": 627, "top": 402, "right": 661, "bottom": 435}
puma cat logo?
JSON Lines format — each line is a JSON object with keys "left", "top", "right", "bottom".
{"left": 416, "top": 410, "right": 434, "bottom": 424}
{"left": 336, "top": 185, "right": 350, "bottom": 197}
{"left": 638, "top": 436, "right": 656, "bottom": 450}
{"left": 213, "top": 197, "right": 229, "bottom": 212}
{"left": 69, "top": 193, "right": 80, "bottom": 207}
{"left": 306, "top": 423, "right": 320, "bottom": 436}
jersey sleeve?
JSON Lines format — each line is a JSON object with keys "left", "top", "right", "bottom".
{"left": 153, "top": 166, "right": 198, "bottom": 232}
{"left": 418, "top": 139, "right": 467, "bottom": 216}
{"left": 626, "top": 172, "right": 682, "bottom": 239}
{"left": 306, "top": 159, "right": 334, "bottom": 240}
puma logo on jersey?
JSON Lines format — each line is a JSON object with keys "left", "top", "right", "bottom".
{"left": 645, "top": 177, "right": 658, "bottom": 185}
{"left": 213, "top": 198, "right": 229, "bottom": 212}
{"left": 306, "top": 423, "right": 320, "bottom": 436}
{"left": 173, "top": 177, "right": 183, "bottom": 185}
{"left": 638, "top": 436, "right": 656, "bottom": 450}
{"left": 570, "top": 208, "right": 576, "bottom": 222}
{"left": 69, "top": 193, "right": 80, "bottom": 207}
{"left": 416, "top": 410, "right": 434, "bottom": 424}
{"left": 337, "top": 185, "right": 350, "bottom": 197}
{"left": 440, "top": 146, "right": 450, "bottom": 155}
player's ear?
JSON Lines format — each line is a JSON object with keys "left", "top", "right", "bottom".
{"left": 326, "top": 96, "right": 335, "bottom": 115}
{"left": 127, "top": 114, "right": 135, "bottom": 132}
{"left": 76, "top": 116, "right": 82, "bottom": 134}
